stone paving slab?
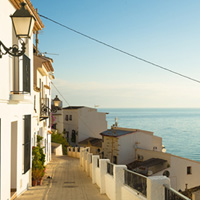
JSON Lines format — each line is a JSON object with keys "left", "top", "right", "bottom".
{"left": 17, "top": 156, "right": 109, "bottom": 200}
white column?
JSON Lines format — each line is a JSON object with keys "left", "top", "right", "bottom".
{"left": 147, "top": 176, "right": 170, "bottom": 200}
{"left": 92, "top": 155, "right": 99, "bottom": 184}
{"left": 99, "top": 159, "right": 110, "bottom": 194}
{"left": 114, "top": 165, "right": 127, "bottom": 200}
{"left": 84, "top": 150, "right": 88, "bottom": 172}
{"left": 87, "top": 153, "right": 93, "bottom": 176}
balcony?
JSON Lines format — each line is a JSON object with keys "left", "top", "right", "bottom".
{"left": 40, "top": 98, "right": 50, "bottom": 121}
{"left": 9, "top": 55, "right": 31, "bottom": 103}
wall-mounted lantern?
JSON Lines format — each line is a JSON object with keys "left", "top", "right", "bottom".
{"left": 0, "top": 2, "right": 36, "bottom": 58}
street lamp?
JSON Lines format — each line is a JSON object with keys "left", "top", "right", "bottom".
{"left": 0, "top": 2, "right": 36, "bottom": 58}
{"left": 51, "top": 95, "right": 61, "bottom": 113}
{"left": 53, "top": 95, "right": 61, "bottom": 107}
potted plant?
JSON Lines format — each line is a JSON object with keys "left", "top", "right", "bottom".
{"left": 32, "top": 168, "right": 43, "bottom": 186}
{"left": 32, "top": 136, "right": 46, "bottom": 186}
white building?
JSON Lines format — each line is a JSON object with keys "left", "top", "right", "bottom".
{"left": 101, "top": 126, "right": 162, "bottom": 164}
{"left": 52, "top": 106, "right": 107, "bottom": 146}
{"left": 33, "top": 53, "right": 55, "bottom": 164}
{"left": 136, "top": 148, "right": 200, "bottom": 192}
{"left": 0, "top": 1, "right": 46, "bottom": 199}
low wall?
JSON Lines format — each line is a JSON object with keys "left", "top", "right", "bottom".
{"left": 79, "top": 148, "right": 172, "bottom": 200}
{"left": 67, "top": 147, "right": 85, "bottom": 158}
{"left": 121, "top": 185, "right": 146, "bottom": 200}
{"left": 51, "top": 142, "right": 63, "bottom": 156}
{"left": 68, "top": 147, "right": 188, "bottom": 200}
{"left": 105, "top": 174, "right": 115, "bottom": 200}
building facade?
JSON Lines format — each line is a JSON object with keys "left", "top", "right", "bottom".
{"left": 101, "top": 127, "right": 162, "bottom": 164}
{"left": 136, "top": 148, "right": 200, "bottom": 192}
{"left": 33, "top": 54, "right": 54, "bottom": 164}
{"left": 52, "top": 106, "right": 107, "bottom": 146}
{"left": 0, "top": 1, "right": 53, "bottom": 199}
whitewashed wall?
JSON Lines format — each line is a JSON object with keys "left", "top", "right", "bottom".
{"left": 67, "top": 147, "right": 174, "bottom": 200}
{"left": 0, "top": 0, "right": 45, "bottom": 199}
{"left": 137, "top": 148, "right": 200, "bottom": 191}
{"left": 62, "top": 107, "right": 107, "bottom": 145}
{"left": 116, "top": 131, "right": 162, "bottom": 164}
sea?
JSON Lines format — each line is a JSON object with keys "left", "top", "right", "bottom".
{"left": 98, "top": 108, "right": 200, "bottom": 162}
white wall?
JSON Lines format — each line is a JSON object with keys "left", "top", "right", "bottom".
{"left": 61, "top": 107, "right": 107, "bottom": 145}
{"left": 0, "top": 1, "right": 37, "bottom": 199}
{"left": 117, "top": 131, "right": 162, "bottom": 164}
{"left": 76, "top": 147, "right": 172, "bottom": 200}
{"left": 137, "top": 148, "right": 200, "bottom": 192}
{"left": 78, "top": 108, "right": 107, "bottom": 142}
{"left": 155, "top": 155, "right": 200, "bottom": 191}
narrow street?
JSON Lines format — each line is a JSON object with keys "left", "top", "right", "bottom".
{"left": 17, "top": 156, "right": 109, "bottom": 200}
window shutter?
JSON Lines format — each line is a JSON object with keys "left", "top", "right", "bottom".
{"left": 24, "top": 115, "right": 31, "bottom": 174}
{"left": 23, "top": 55, "right": 30, "bottom": 93}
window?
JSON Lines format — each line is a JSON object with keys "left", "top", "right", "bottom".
{"left": 187, "top": 166, "right": 192, "bottom": 175}
{"left": 23, "top": 55, "right": 30, "bottom": 93}
{"left": 23, "top": 115, "right": 31, "bottom": 174}
{"left": 163, "top": 170, "right": 170, "bottom": 177}
{"left": 69, "top": 115, "right": 72, "bottom": 121}
{"left": 65, "top": 115, "right": 68, "bottom": 121}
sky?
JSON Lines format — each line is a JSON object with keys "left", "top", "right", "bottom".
{"left": 31, "top": 0, "right": 200, "bottom": 108}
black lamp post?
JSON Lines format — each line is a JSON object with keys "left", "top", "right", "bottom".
{"left": 0, "top": 2, "right": 36, "bottom": 58}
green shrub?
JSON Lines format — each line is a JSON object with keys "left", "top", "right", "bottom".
{"left": 51, "top": 131, "right": 69, "bottom": 155}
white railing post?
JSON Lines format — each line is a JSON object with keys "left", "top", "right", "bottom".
{"left": 84, "top": 150, "right": 88, "bottom": 172}
{"left": 99, "top": 159, "right": 110, "bottom": 194}
{"left": 92, "top": 155, "right": 99, "bottom": 184}
{"left": 114, "top": 165, "right": 127, "bottom": 200}
{"left": 87, "top": 153, "right": 93, "bottom": 176}
{"left": 147, "top": 176, "right": 170, "bottom": 200}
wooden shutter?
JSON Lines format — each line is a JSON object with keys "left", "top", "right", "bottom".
{"left": 24, "top": 115, "right": 31, "bottom": 174}
{"left": 23, "top": 55, "right": 30, "bottom": 93}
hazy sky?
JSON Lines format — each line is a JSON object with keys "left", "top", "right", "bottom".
{"left": 31, "top": 0, "right": 200, "bottom": 108}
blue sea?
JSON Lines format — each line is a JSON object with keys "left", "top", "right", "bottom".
{"left": 98, "top": 108, "right": 200, "bottom": 162}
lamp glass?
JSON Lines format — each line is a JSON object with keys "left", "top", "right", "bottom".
{"left": 53, "top": 100, "right": 60, "bottom": 107}
{"left": 11, "top": 17, "right": 35, "bottom": 38}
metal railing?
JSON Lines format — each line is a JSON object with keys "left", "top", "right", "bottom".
{"left": 164, "top": 185, "right": 191, "bottom": 200}
{"left": 107, "top": 162, "right": 114, "bottom": 176}
{"left": 124, "top": 169, "right": 147, "bottom": 197}
{"left": 40, "top": 98, "right": 50, "bottom": 118}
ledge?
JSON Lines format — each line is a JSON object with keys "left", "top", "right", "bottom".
{"left": 9, "top": 92, "right": 32, "bottom": 103}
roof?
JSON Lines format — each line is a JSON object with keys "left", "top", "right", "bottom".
{"left": 78, "top": 137, "right": 102, "bottom": 147}
{"left": 63, "top": 106, "right": 85, "bottom": 110}
{"left": 34, "top": 54, "right": 54, "bottom": 73}
{"left": 127, "top": 158, "right": 167, "bottom": 176}
{"left": 100, "top": 129, "right": 134, "bottom": 137}
{"left": 138, "top": 158, "right": 167, "bottom": 168}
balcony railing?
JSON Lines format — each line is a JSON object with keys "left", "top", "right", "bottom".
{"left": 40, "top": 98, "right": 50, "bottom": 120}
{"left": 124, "top": 169, "right": 147, "bottom": 197}
{"left": 164, "top": 184, "right": 190, "bottom": 200}
{"left": 107, "top": 162, "right": 114, "bottom": 176}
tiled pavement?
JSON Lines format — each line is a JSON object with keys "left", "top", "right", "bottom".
{"left": 17, "top": 156, "right": 109, "bottom": 200}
